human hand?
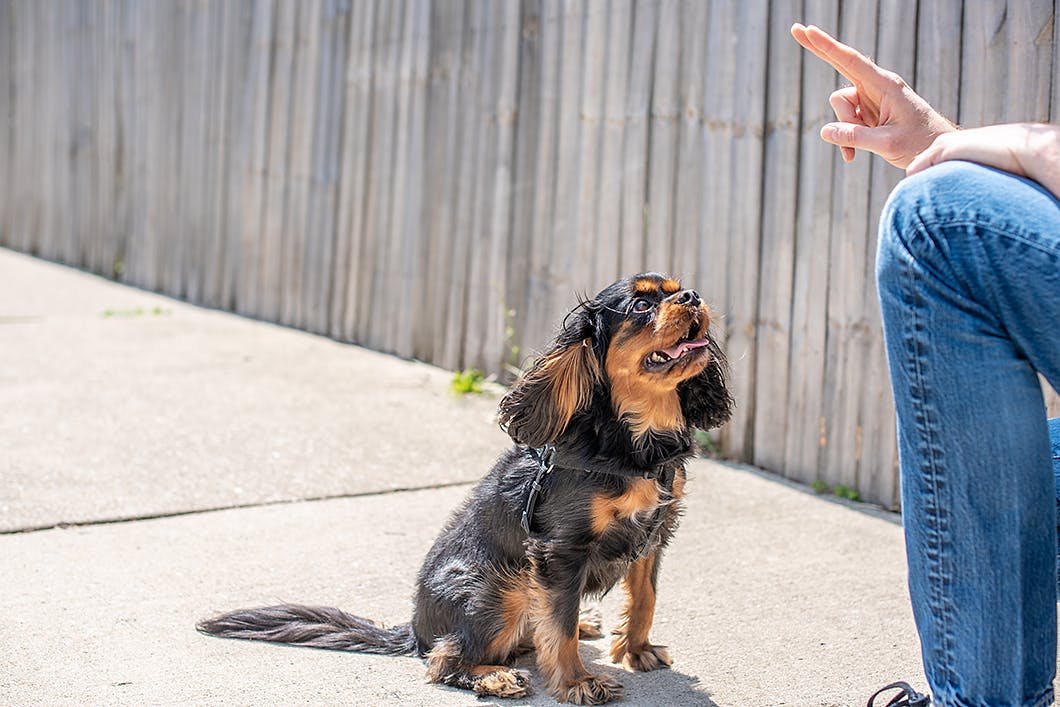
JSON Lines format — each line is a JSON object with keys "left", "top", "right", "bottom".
{"left": 907, "top": 123, "right": 1060, "bottom": 199}
{"left": 790, "top": 23, "right": 956, "bottom": 168}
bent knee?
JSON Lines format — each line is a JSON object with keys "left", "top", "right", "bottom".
{"left": 876, "top": 161, "right": 1000, "bottom": 288}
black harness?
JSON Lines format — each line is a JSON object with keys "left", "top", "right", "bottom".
{"left": 520, "top": 445, "right": 556, "bottom": 535}
{"left": 519, "top": 444, "right": 678, "bottom": 561}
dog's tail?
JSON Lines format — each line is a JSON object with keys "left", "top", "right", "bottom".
{"left": 197, "top": 603, "right": 417, "bottom": 656}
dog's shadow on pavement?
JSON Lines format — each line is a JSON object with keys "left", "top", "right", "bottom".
{"left": 469, "top": 641, "right": 720, "bottom": 706}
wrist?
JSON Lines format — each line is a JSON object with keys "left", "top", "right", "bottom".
{"left": 1023, "top": 124, "right": 1060, "bottom": 197}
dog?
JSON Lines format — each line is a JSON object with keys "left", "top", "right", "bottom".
{"left": 198, "top": 273, "right": 732, "bottom": 705}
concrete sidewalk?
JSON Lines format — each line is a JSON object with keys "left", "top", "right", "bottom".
{"left": 1, "top": 247, "right": 936, "bottom": 705}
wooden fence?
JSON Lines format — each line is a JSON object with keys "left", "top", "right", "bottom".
{"left": 2, "top": 0, "right": 1058, "bottom": 509}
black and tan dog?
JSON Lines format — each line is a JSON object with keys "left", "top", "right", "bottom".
{"left": 198, "top": 273, "right": 732, "bottom": 704}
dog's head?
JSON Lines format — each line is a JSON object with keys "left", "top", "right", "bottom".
{"left": 499, "top": 273, "right": 732, "bottom": 449}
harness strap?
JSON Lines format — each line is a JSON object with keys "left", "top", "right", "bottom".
{"left": 520, "top": 445, "right": 555, "bottom": 535}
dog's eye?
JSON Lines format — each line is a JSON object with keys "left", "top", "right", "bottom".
{"left": 630, "top": 299, "right": 653, "bottom": 313}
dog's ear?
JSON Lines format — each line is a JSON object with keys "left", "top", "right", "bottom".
{"left": 499, "top": 303, "right": 602, "bottom": 447}
{"left": 678, "top": 333, "right": 733, "bottom": 431}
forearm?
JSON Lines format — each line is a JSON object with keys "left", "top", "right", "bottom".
{"left": 906, "top": 123, "right": 1060, "bottom": 201}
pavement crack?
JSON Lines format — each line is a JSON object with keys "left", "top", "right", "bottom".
{"left": 0, "top": 479, "right": 477, "bottom": 535}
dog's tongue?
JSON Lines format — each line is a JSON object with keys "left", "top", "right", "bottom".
{"left": 660, "top": 337, "right": 710, "bottom": 360}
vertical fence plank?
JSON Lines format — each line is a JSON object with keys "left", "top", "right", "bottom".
{"left": 460, "top": 0, "right": 497, "bottom": 371}
{"left": 439, "top": 0, "right": 483, "bottom": 369}
{"left": 1054, "top": 0, "right": 1060, "bottom": 125}
{"left": 394, "top": 0, "right": 429, "bottom": 354}
{"left": 521, "top": 0, "right": 564, "bottom": 357}
{"left": 0, "top": 0, "right": 11, "bottom": 249}
{"left": 644, "top": 0, "right": 679, "bottom": 271}
{"left": 1006, "top": 0, "right": 1054, "bottom": 123}
{"left": 332, "top": 0, "right": 376, "bottom": 341}
{"left": 753, "top": 0, "right": 803, "bottom": 474}
{"left": 468, "top": 0, "right": 520, "bottom": 373}
{"left": 159, "top": 2, "right": 183, "bottom": 296}
{"left": 201, "top": 0, "right": 233, "bottom": 307}
{"left": 541, "top": 2, "right": 589, "bottom": 333}
{"left": 231, "top": 0, "right": 273, "bottom": 315}
{"left": 592, "top": 0, "right": 632, "bottom": 288}
{"left": 256, "top": 0, "right": 295, "bottom": 322}
{"left": 69, "top": 0, "right": 97, "bottom": 269}
{"left": 123, "top": 0, "right": 152, "bottom": 288}
{"left": 819, "top": 0, "right": 878, "bottom": 492}
{"left": 914, "top": 0, "right": 962, "bottom": 121}
{"left": 617, "top": 0, "right": 657, "bottom": 277}
{"left": 5, "top": 0, "right": 26, "bottom": 252}
{"left": 306, "top": 0, "right": 349, "bottom": 336}
{"left": 416, "top": 0, "right": 465, "bottom": 361}
{"left": 504, "top": 0, "right": 539, "bottom": 374}
{"left": 571, "top": 0, "right": 609, "bottom": 296}
{"left": 356, "top": 0, "right": 401, "bottom": 350}
{"left": 114, "top": 0, "right": 137, "bottom": 284}
{"left": 697, "top": 2, "right": 735, "bottom": 337}
{"left": 723, "top": 0, "right": 769, "bottom": 460}
{"left": 669, "top": 0, "right": 706, "bottom": 290}
{"left": 182, "top": 0, "right": 213, "bottom": 302}
{"left": 959, "top": 1, "right": 1002, "bottom": 126}
{"left": 94, "top": 0, "right": 119, "bottom": 279}
{"left": 281, "top": 0, "right": 322, "bottom": 328}
{"left": 457, "top": 0, "right": 494, "bottom": 370}
{"left": 783, "top": 0, "right": 839, "bottom": 484}
{"left": 378, "top": 0, "right": 416, "bottom": 353}
{"left": 40, "top": 0, "right": 64, "bottom": 261}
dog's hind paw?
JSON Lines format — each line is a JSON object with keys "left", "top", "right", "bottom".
{"left": 473, "top": 668, "right": 530, "bottom": 699}
{"left": 577, "top": 606, "right": 604, "bottom": 640}
{"left": 563, "top": 673, "right": 623, "bottom": 705}
{"left": 610, "top": 639, "right": 672, "bottom": 672}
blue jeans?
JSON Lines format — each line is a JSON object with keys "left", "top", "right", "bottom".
{"left": 877, "top": 161, "right": 1060, "bottom": 707}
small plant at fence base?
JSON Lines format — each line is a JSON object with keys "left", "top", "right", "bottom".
{"left": 693, "top": 429, "right": 721, "bottom": 458}
{"left": 811, "top": 479, "right": 861, "bottom": 503}
{"left": 451, "top": 369, "right": 487, "bottom": 396}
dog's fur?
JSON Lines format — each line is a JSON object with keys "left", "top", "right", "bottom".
{"left": 198, "top": 273, "right": 732, "bottom": 704}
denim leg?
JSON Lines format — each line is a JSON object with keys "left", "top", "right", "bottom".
{"left": 877, "top": 161, "right": 1060, "bottom": 707}
{"left": 1052, "top": 418, "right": 1060, "bottom": 596}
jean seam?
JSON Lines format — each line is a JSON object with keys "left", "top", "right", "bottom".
{"left": 916, "top": 218, "right": 1060, "bottom": 259}
{"left": 901, "top": 210, "right": 959, "bottom": 690}
{"left": 1029, "top": 686, "right": 1055, "bottom": 707}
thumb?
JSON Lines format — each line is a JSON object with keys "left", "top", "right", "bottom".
{"left": 820, "top": 122, "right": 894, "bottom": 157}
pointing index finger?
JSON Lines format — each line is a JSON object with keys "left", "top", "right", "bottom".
{"left": 790, "top": 23, "right": 889, "bottom": 90}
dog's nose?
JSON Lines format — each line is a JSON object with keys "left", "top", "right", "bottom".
{"left": 670, "top": 289, "right": 701, "bottom": 307}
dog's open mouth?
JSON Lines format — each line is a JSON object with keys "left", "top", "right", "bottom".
{"left": 643, "top": 322, "right": 710, "bottom": 371}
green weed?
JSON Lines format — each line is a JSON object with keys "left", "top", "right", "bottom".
{"left": 693, "top": 429, "right": 721, "bottom": 458}
{"left": 451, "top": 369, "right": 487, "bottom": 396}
{"left": 811, "top": 480, "right": 862, "bottom": 503}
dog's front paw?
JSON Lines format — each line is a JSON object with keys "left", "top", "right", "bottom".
{"left": 610, "top": 636, "right": 672, "bottom": 672}
{"left": 473, "top": 668, "right": 531, "bottom": 699}
{"left": 562, "top": 673, "right": 623, "bottom": 705}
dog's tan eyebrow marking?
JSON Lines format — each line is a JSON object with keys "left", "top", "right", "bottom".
{"left": 661, "top": 279, "right": 681, "bottom": 294}
{"left": 634, "top": 279, "right": 658, "bottom": 294}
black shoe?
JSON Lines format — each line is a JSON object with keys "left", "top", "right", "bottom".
{"left": 866, "top": 681, "right": 930, "bottom": 707}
